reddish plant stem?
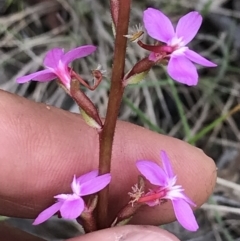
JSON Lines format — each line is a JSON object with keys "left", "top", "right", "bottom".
{"left": 71, "top": 69, "right": 103, "bottom": 91}
{"left": 110, "top": 0, "right": 119, "bottom": 30}
{"left": 97, "top": 0, "right": 131, "bottom": 229}
{"left": 138, "top": 191, "right": 165, "bottom": 203}
{"left": 137, "top": 40, "right": 173, "bottom": 53}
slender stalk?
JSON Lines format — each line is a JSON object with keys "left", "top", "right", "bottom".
{"left": 110, "top": 0, "right": 119, "bottom": 30}
{"left": 97, "top": 0, "right": 131, "bottom": 229}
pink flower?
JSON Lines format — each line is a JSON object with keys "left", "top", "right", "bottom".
{"left": 33, "top": 170, "right": 111, "bottom": 225}
{"left": 16, "top": 45, "right": 96, "bottom": 90}
{"left": 136, "top": 150, "right": 198, "bottom": 231}
{"left": 143, "top": 8, "right": 217, "bottom": 85}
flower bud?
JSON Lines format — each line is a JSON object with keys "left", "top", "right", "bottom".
{"left": 123, "top": 57, "right": 155, "bottom": 86}
{"left": 70, "top": 79, "right": 103, "bottom": 130}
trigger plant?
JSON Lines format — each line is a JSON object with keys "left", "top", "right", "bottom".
{"left": 16, "top": 1, "right": 217, "bottom": 234}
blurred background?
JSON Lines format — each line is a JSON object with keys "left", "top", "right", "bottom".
{"left": 0, "top": 0, "right": 240, "bottom": 240}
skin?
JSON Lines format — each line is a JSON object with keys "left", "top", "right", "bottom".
{"left": 0, "top": 90, "right": 217, "bottom": 240}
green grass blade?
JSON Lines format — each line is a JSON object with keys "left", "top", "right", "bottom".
{"left": 188, "top": 105, "right": 240, "bottom": 144}
{"left": 123, "top": 96, "right": 165, "bottom": 134}
{"left": 167, "top": 77, "right": 191, "bottom": 139}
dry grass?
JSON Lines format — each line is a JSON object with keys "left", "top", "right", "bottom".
{"left": 1, "top": 0, "right": 240, "bottom": 240}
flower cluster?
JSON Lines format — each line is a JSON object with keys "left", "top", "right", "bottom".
{"left": 15, "top": 7, "right": 210, "bottom": 233}
{"left": 33, "top": 151, "right": 198, "bottom": 232}
{"left": 16, "top": 9, "right": 216, "bottom": 89}
{"left": 133, "top": 151, "right": 198, "bottom": 231}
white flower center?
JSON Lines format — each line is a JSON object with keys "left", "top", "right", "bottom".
{"left": 167, "top": 36, "right": 188, "bottom": 57}
{"left": 167, "top": 36, "right": 185, "bottom": 48}
{"left": 71, "top": 176, "right": 81, "bottom": 196}
{"left": 56, "top": 60, "right": 71, "bottom": 90}
{"left": 162, "top": 176, "right": 185, "bottom": 200}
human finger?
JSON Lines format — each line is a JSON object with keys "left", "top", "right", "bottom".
{"left": 0, "top": 90, "right": 216, "bottom": 225}
{"left": 67, "top": 225, "right": 179, "bottom": 241}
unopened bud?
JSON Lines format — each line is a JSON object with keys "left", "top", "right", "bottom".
{"left": 111, "top": 202, "right": 143, "bottom": 227}
{"left": 70, "top": 79, "right": 103, "bottom": 130}
{"left": 81, "top": 110, "right": 102, "bottom": 130}
{"left": 123, "top": 70, "right": 149, "bottom": 86}
{"left": 123, "top": 57, "right": 155, "bottom": 86}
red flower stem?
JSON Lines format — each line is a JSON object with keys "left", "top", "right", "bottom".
{"left": 137, "top": 40, "right": 173, "bottom": 53}
{"left": 70, "top": 69, "right": 103, "bottom": 91}
{"left": 97, "top": 0, "right": 131, "bottom": 229}
{"left": 137, "top": 192, "right": 164, "bottom": 203}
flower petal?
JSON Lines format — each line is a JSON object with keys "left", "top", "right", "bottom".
{"left": 136, "top": 160, "right": 167, "bottom": 186}
{"left": 43, "top": 48, "right": 64, "bottom": 68}
{"left": 177, "top": 190, "right": 197, "bottom": 207}
{"left": 184, "top": 49, "right": 217, "bottom": 67}
{"left": 176, "top": 11, "right": 202, "bottom": 45}
{"left": 149, "top": 52, "right": 158, "bottom": 62}
{"left": 33, "top": 202, "right": 62, "bottom": 225}
{"left": 77, "top": 170, "right": 98, "bottom": 184}
{"left": 146, "top": 200, "right": 160, "bottom": 207}
{"left": 16, "top": 69, "right": 56, "bottom": 83}
{"left": 167, "top": 56, "right": 198, "bottom": 86}
{"left": 160, "top": 150, "right": 174, "bottom": 178}
{"left": 60, "top": 197, "right": 84, "bottom": 219}
{"left": 172, "top": 199, "right": 199, "bottom": 231}
{"left": 180, "top": 193, "right": 197, "bottom": 207}
{"left": 62, "top": 45, "right": 97, "bottom": 66}
{"left": 167, "top": 187, "right": 196, "bottom": 207}
{"left": 79, "top": 173, "right": 111, "bottom": 196}
{"left": 143, "top": 8, "right": 175, "bottom": 43}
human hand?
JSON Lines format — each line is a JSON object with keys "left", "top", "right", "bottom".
{"left": 0, "top": 90, "right": 216, "bottom": 240}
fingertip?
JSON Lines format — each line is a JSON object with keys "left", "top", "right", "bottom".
{"left": 67, "top": 225, "right": 180, "bottom": 241}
